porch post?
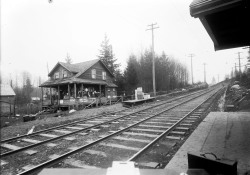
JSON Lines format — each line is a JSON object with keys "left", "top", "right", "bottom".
{"left": 99, "top": 85, "right": 101, "bottom": 97}
{"left": 74, "top": 83, "right": 76, "bottom": 98}
{"left": 50, "top": 87, "right": 52, "bottom": 104}
{"left": 68, "top": 84, "right": 70, "bottom": 97}
{"left": 41, "top": 87, "right": 43, "bottom": 107}
{"left": 81, "top": 84, "right": 83, "bottom": 97}
{"left": 9, "top": 99, "right": 11, "bottom": 116}
{"left": 58, "top": 85, "right": 60, "bottom": 105}
{"left": 14, "top": 98, "right": 15, "bottom": 117}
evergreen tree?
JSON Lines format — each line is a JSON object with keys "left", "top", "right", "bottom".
{"left": 124, "top": 54, "right": 139, "bottom": 94}
{"left": 65, "top": 53, "right": 73, "bottom": 64}
{"left": 114, "top": 69, "right": 125, "bottom": 96}
{"left": 98, "top": 34, "right": 120, "bottom": 75}
{"left": 23, "top": 77, "right": 33, "bottom": 103}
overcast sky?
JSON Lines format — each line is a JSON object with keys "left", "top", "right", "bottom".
{"left": 1, "top": 0, "right": 249, "bottom": 86}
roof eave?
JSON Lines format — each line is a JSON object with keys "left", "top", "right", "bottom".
{"left": 48, "top": 62, "right": 75, "bottom": 77}
{"left": 190, "top": 0, "right": 243, "bottom": 17}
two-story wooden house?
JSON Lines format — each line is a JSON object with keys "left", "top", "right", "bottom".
{"left": 40, "top": 59, "right": 117, "bottom": 110}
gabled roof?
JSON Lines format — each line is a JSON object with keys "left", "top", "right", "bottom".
{"left": 41, "top": 59, "right": 117, "bottom": 87}
{"left": 48, "top": 59, "right": 114, "bottom": 78}
{"left": 0, "top": 84, "right": 16, "bottom": 96}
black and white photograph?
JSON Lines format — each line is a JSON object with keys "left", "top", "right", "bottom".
{"left": 1, "top": 0, "right": 250, "bottom": 174}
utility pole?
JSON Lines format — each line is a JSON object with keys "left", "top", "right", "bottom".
{"left": 243, "top": 46, "right": 250, "bottom": 71}
{"left": 235, "top": 63, "right": 237, "bottom": 73}
{"left": 203, "top": 63, "right": 206, "bottom": 83}
{"left": 188, "top": 54, "right": 195, "bottom": 85}
{"left": 231, "top": 67, "right": 234, "bottom": 78}
{"left": 146, "top": 23, "right": 159, "bottom": 97}
{"left": 236, "top": 52, "right": 243, "bottom": 79}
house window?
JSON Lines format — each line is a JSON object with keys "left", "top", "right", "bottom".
{"left": 54, "top": 72, "right": 59, "bottom": 79}
{"left": 91, "top": 69, "right": 96, "bottom": 79}
{"left": 102, "top": 71, "right": 106, "bottom": 80}
{"left": 63, "top": 70, "right": 67, "bottom": 78}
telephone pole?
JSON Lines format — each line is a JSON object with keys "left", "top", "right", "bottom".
{"left": 203, "top": 63, "right": 206, "bottom": 83}
{"left": 235, "top": 63, "right": 237, "bottom": 76}
{"left": 231, "top": 67, "right": 234, "bottom": 78}
{"left": 236, "top": 52, "right": 242, "bottom": 73}
{"left": 146, "top": 23, "right": 159, "bottom": 97}
{"left": 243, "top": 46, "right": 250, "bottom": 71}
{"left": 236, "top": 52, "right": 243, "bottom": 78}
{"left": 188, "top": 54, "right": 195, "bottom": 85}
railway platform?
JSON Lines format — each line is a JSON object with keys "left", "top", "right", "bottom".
{"left": 165, "top": 112, "right": 250, "bottom": 175}
{"left": 122, "top": 97, "right": 156, "bottom": 107}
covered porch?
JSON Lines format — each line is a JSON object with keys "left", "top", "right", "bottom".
{"left": 40, "top": 78, "right": 117, "bottom": 110}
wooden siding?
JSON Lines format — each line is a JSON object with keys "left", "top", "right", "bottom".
{"left": 0, "top": 96, "right": 15, "bottom": 104}
{"left": 78, "top": 61, "right": 114, "bottom": 81}
{"left": 50, "top": 65, "right": 73, "bottom": 80}
{"left": 0, "top": 96, "right": 15, "bottom": 114}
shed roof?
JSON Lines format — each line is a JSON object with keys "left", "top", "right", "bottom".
{"left": 190, "top": 0, "right": 250, "bottom": 50}
{"left": 40, "top": 77, "right": 117, "bottom": 87}
{"left": 0, "top": 84, "right": 16, "bottom": 96}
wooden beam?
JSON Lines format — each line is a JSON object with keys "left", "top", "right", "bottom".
{"left": 99, "top": 85, "right": 101, "bottom": 97}
{"left": 58, "top": 85, "right": 60, "bottom": 105}
{"left": 50, "top": 87, "right": 52, "bottom": 104}
{"left": 68, "top": 84, "right": 70, "bottom": 97}
{"left": 200, "top": 17, "right": 219, "bottom": 50}
{"left": 74, "top": 83, "right": 76, "bottom": 98}
{"left": 81, "top": 84, "right": 83, "bottom": 97}
{"left": 41, "top": 87, "right": 43, "bottom": 107}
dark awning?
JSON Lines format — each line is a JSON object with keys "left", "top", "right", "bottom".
{"left": 39, "top": 78, "right": 116, "bottom": 88}
{"left": 190, "top": 0, "right": 250, "bottom": 50}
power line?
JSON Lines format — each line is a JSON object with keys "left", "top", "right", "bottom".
{"left": 146, "top": 23, "right": 159, "bottom": 97}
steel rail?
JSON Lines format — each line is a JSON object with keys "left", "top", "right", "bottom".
{"left": 0, "top": 109, "right": 125, "bottom": 143}
{"left": 1, "top": 88, "right": 206, "bottom": 143}
{"left": 0, "top": 88, "right": 208, "bottom": 157}
{"left": 0, "top": 89, "right": 210, "bottom": 157}
{"left": 127, "top": 87, "right": 223, "bottom": 161}
{"left": 17, "top": 87, "right": 216, "bottom": 175}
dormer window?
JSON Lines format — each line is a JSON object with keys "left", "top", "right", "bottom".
{"left": 91, "top": 69, "right": 96, "bottom": 79}
{"left": 54, "top": 72, "right": 59, "bottom": 79}
{"left": 102, "top": 71, "right": 106, "bottom": 80}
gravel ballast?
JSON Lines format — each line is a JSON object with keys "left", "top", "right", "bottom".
{"left": 0, "top": 104, "right": 126, "bottom": 141}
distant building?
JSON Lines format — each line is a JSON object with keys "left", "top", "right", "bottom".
{"left": 40, "top": 59, "right": 117, "bottom": 109}
{"left": 0, "top": 84, "right": 16, "bottom": 114}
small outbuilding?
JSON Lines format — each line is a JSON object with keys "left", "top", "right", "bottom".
{"left": 0, "top": 84, "right": 16, "bottom": 114}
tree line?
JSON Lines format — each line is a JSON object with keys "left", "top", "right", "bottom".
{"left": 98, "top": 35, "right": 190, "bottom": 96}
{"left": 5, "top": 34, "right": 191, "bottom": 105}
{"left": 5, "top": 71, "right": 42, "bottom": 105}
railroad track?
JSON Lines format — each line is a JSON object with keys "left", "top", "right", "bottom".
{"left": 0, "top": 88, "right": 207, "bottom": 154}
{"left": 1, "top": 88, "right": 207, "bottom": 144}
{"left": 0, "top": 86, "right": 224, "bottom": 175}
